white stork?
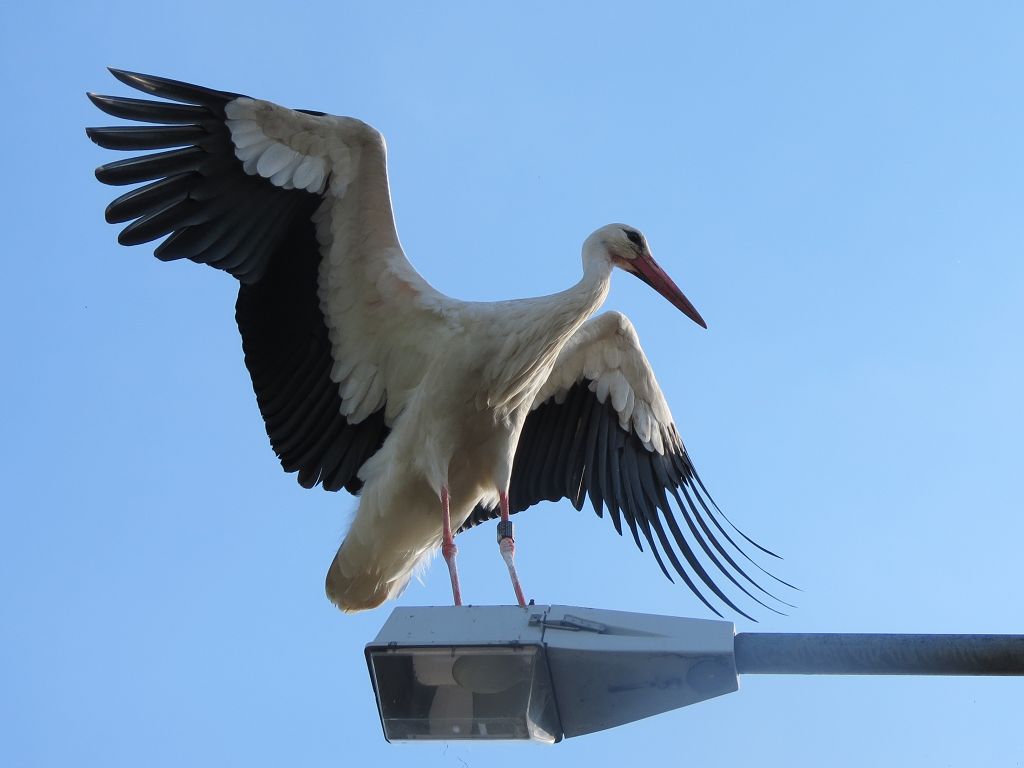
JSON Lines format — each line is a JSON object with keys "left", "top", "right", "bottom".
{"left": 87, "top": 70, "right": 791, "bottom": 619}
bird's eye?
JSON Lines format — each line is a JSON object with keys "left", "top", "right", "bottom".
{"left": 624, "top": 229, "right": 643, "bottom": 247}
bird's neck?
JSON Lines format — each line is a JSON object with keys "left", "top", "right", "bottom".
{"left": 534, "top": 250, "right": 613, "bottom": 361}
{"left": 540, "top": 250, "right": 612, "bottom": 340}
{"left": 516, "top": 246, "right": 612, "bottom": 334}
{"left": 574, "top": 242, "right": 615, "bottom": 317}
{"left": 476, "top": 251, "right": 612, "bottom": 416}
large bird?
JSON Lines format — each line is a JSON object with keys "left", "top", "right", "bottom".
{"left": 87, "top": 70, "right": 790, "bottom": 619}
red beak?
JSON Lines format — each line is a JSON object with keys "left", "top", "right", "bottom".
{"left": 630, "top": 254, "right": 708, "bottom": 329}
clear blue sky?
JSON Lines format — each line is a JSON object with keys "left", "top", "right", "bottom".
{"left": 3, "top": 2, "right": 1022, "bottom": 765}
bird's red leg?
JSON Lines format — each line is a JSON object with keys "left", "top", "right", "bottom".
{"left": 498, "top": 491, "right": 527, "bottom": 607}
{"left": 441, "top": 486, "right": 463, "bottom": 606}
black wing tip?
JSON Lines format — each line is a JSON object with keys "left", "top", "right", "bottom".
{"left": 750, "top": 540, "right": 785, "bottom": 560}
{"left": 105, "top": 67, "right": 240, "bottom": 108}
{"left": 685, "top": 459, "right": 789, "bottom": 564}
{"left": 85, "top": 92, "right": 131, "bottom": 121}
{"left": 663, "top": 447, "right": 803, "bottom": 618}
{"left": 85, "top": 91, "right": 112, "bottom": 109}
{"left": 107, "top": 68, "right": 165, "bottom": 92}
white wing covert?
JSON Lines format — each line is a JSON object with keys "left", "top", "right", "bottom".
{"left": 532, "top": 311, "right": 675, "bottom": 454}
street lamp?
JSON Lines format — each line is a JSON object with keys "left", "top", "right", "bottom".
{"left": 365, "top": 604, "right": 1024, "bottom": 743}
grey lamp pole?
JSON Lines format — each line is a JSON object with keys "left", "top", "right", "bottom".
{"left": 735, "top": 632, "right": 1024, "bottom": 676}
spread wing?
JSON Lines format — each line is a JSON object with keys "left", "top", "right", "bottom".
{"left": 87, "top": 69, "right": 453, "bottom": 493}
{"left": 462, "top": 311, "right": 794, "bottom": 619}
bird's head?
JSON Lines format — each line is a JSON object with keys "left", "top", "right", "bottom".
{"left": 586, "top": 224, "right": 707, "bottom": 329}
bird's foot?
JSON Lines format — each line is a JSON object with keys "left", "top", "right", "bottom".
{"left": 442, "top": 540, "right": 463, "bottom": 607}
{"left": 440, "top": 486, "right": 463, "bottom": 606}
{"left": 496, "top": 491, "right": 527, "bottom": 607}
{"left": 498, "top": 532, "right": 527, "bottom": 608}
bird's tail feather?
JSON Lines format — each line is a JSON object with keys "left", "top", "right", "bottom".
{"left": 324, "top": 518, "right": 436, "bottom": 612}
{"left": 325, "top": 557, "right": 412, "bottom": 612}
{"left": 324, "top": 456, "right": 445, "bottom": 612}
